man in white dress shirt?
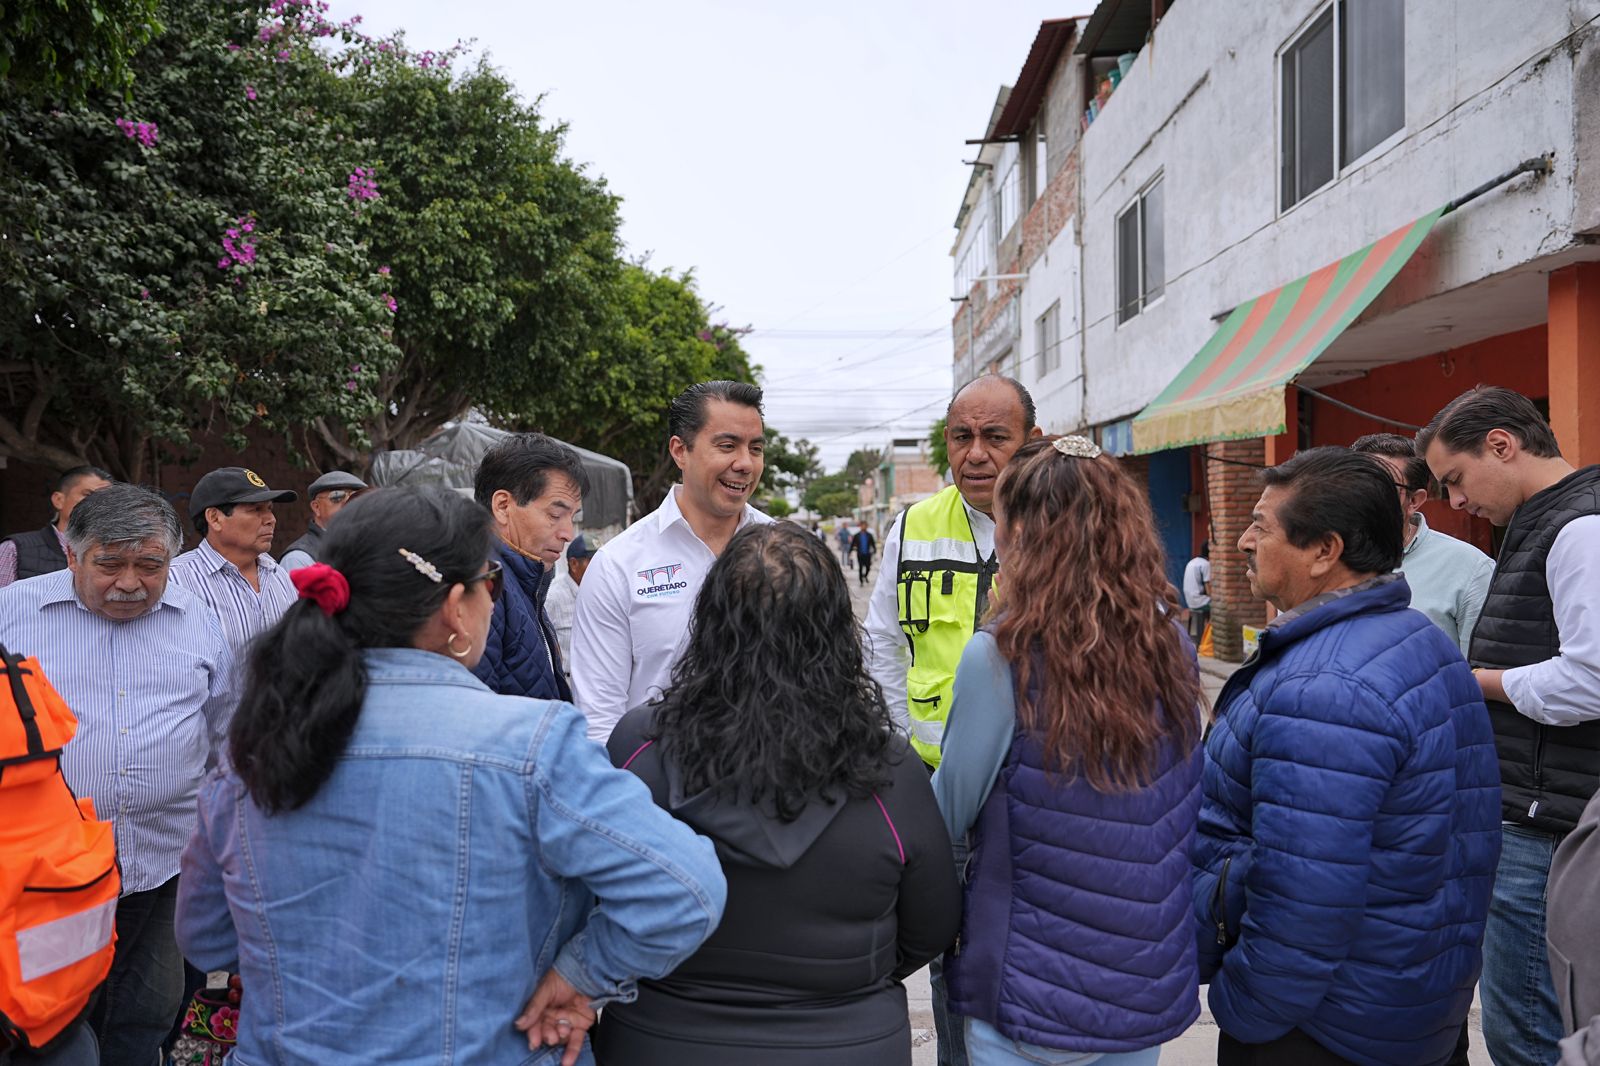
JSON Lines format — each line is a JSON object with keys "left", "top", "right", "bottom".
{"left": 571, "top": 381, "right": 771, "bottom": 742}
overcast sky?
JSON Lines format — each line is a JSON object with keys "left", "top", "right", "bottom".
{"left": 328, "top": 1, "right": 1084, "bottom": 469}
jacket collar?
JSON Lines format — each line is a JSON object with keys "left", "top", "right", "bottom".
{"left": 1402, "top": 512, "right": 1430, "bottom": 558}
{"left": 493, "top": 538, "right": 547, "bottom": 598}
{"left": 362, "top": 646, "right": 490, "bottom": 689}
{"left": 1260, "top": 572, "right": 1410, "bottom": 655}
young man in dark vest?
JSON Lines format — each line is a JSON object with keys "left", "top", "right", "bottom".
{"left": 0, "top": 465, "right": 112, "bottom": 588}
{"left": 1421, "top": 385, "right": 1600, "bottom": 1066}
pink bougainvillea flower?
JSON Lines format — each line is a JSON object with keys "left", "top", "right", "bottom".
{"left": 382, "top": 293, "right": 397, "bottom": 313}
{"left": 246, "top": 85, "right": 257, "bottom": 101}
{"left": 346, "top": 167, "right": 379, "bottom": 201}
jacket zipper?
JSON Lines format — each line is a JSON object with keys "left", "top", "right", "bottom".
{"left": 1529, "top": 726, "right": 1547, "bottom": 820}
{"left": 1212, "top": 857, "right": 1232, "bottom": 946}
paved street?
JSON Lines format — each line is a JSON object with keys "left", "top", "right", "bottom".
{"left": 844, "top": 551, "right": 1489, "bottom": 1065}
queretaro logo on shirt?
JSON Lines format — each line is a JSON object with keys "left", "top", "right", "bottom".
{"left": 636, "top": 563, "right": 688, "bottom": 598}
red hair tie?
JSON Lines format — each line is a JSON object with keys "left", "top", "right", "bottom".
{"left": 291, "top": 563, "right": 350, "bottom": 616}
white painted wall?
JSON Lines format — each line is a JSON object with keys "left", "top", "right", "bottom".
{"left": 1064, "top": 0, "right": 1597, "bottom": 427}
{"left": 1018, "top": 220, "right": 1084, "bottom": 431}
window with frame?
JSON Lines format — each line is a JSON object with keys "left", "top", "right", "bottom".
{"left": 1281, "top": 0, "right": 1405, "bottom": 210}
{"left": 1036, "top": 302, "right": 1061, "bottom": 376}
{"left": 992, "top": 158, "right": 1020, "bottom": 245}
{"left": 1023, "top": 112, "right": 1048, "bottom": 206}
{"left": 1116, "top": 176, "right": 1164, "bottom": 325}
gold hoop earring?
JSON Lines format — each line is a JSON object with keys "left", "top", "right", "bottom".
{"left": 446, "top": 631, "right": 470, "bottom": 659}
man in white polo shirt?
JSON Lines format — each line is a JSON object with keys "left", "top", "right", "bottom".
{"left": 571, "top": 380, "right": 771, "bottom": 741}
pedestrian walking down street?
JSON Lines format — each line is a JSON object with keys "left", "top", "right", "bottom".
{"left": 597, "top": 521, "right": 959, "bottom": 1065}
{"left": 175, "top": 487, "right": 726, "bottom": 1066}
{"left": 1420, "top": 387, "right": 1600, "bottom": 1066}
{"left": 570, "top": 381, "right": 772, "bottom": 743}
{"left": 850, "top": 521, "right": 876, "bottom": 585}
{"left": 1193, "top": 447, "right": 1500, "bottom": 1066}
{"left": 933, "top": 436, "right": 1204, "bottom": 1066}
{"left": 837, "top": 524, "right": 852, "bottom": 565}
{"left": 1181, "top": 542, "right": 1211, "bottom": 644}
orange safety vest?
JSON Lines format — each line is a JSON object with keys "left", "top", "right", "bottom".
{"left": 0, "top": 643, "right": 120, "bottom": 1052}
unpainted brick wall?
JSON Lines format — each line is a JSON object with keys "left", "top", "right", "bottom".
{"left": 1203, "top": 438, "right": 1269, "bottom": 662}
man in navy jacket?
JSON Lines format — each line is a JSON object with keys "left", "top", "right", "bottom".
{"left": 471, "top": 433, "right": 590, "bottom": 703}
{"left": 1192, "top": 447, "right": 1500, "bottom": 1066}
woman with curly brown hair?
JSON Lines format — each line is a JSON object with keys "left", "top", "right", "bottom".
{"left": 932, "top": 435, "right": 1206, "bottom": 1066}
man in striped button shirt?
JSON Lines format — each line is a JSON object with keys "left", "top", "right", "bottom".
{"left": 0, "top": 483, "right": 236, "bottom": 1066}
{"left": 168, "top": 466, "right": 298, "bottom": 662}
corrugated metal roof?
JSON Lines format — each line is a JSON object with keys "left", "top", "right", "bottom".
{"left": 1074, "top": 0, "right": 1151, "bottom": 57}
{"left": 989, "top": 19, "right": 1079, "bottom": 140}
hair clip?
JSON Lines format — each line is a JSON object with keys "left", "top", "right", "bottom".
{"left": 1052, "top": 435, "right": 1103, "bottom": 459}
{"left": 397, "top": 548, "right": 443, "bottom": 583}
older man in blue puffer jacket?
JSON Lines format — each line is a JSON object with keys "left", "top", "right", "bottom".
{"left": 1193, "top": 447, "right": 1501, "bottom": 1066}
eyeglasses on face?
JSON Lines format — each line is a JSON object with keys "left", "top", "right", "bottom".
{"left": 462, "top": 560, "right": 504, "bottom": 603}
{"left": 326, "top": 490, "right": 357, "bottom": 504}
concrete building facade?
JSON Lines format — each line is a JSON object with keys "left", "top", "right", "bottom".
{"left": 954, "top": 0, "right": 1600, "bottom": 659}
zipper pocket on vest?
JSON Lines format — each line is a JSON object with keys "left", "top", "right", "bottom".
{"left": 1212, "top": 857, "right": 1232, "bottom": 947}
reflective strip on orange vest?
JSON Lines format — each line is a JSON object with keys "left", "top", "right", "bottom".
{"left": 18, "top": 898, "right": 116, "bottom": 982}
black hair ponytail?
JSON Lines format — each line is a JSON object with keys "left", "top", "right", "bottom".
{"left": 230, "top": 488, "right": 492, "bottom": 812}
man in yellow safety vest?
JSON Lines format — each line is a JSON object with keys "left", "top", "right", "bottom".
{"left": 864, "top": 374, "right": 1042, "bottom": 769}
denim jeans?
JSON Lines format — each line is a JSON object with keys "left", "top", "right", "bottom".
{"left": 931, "top": 954, "right": 970, "bottom": 1066}
{"left": 963, "top": 1018, "right": 1159, "bottom": 1066}
{"left": 87, "top": 877, "right": 184, "bottom": 1066}
{"left": 18, "top": 1021, "right": 100, "bottom": 1066}
{"left": 1481, "top": 824, "right": 1565, "bottom": 1066}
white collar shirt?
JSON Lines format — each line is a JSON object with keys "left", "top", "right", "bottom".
{"left": 570, "top": 486, "right": 772, "bottom": 742}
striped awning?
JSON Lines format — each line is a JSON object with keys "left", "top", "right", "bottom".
{"left": 1131, "top": 207, "right": 1444, "bottom": 454}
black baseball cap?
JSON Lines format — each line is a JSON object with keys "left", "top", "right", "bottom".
{"left": 566, "top": 533, "right": 598, "bottom": 561}
{"left": 307, "top": 471, "right": 369, "bottom": 497}
{"left": 188, "top": 467, "right": 297, "bottom": 523}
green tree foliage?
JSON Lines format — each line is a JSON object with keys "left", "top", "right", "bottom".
{"left": 802, "top": 472, "right": 858, "bottom": 519}
{"left": 928, "top": 415, "right": 949, "bottom": 476}
{"left": 532, "top": 264, "right": 761, "bottom": 511}
{"left": 842, "top": 447, "right": 882, "bottom": 483}
{"left": 0, "top": 0, "right": 396, "bottom": 480}
{"left": 1, "top": 0, "right": 163, "bottom": 103}
{"left": 304, "top": 32, "right": 626, "bottom": 468}
{"left": 761, "top": 428, "right": 821, "bottom": 495}
{"left": 0, "top": 0, "right": 801, "bottom": 486}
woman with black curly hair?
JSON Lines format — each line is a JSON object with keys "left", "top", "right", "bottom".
{"left": 595, "top": 521, "right": 961, "bottom": 1066}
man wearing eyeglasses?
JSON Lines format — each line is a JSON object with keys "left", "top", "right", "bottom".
{"left": 1351, "top": 433, "right": 1493, "bottom": 656}
{"left": 280, "top": 471, "right": 369, "bottom": 572}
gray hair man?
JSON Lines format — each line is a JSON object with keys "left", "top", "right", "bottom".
{"left": 1350, "top": 432, "right": 1493, "bottom": 656}
{"left": 0, "top": 483, "right": 237, "bottom": 1066}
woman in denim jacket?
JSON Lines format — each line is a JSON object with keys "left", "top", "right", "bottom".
{"left": 175, "top": 487, "right": 726, "bottom": 1065}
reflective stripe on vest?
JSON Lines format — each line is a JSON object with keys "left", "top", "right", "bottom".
{"left": 896, "top": 485, "right": 995, "bottom": 768}
{"left": 18, "top": 898, "right": 117, "bottom": 983}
